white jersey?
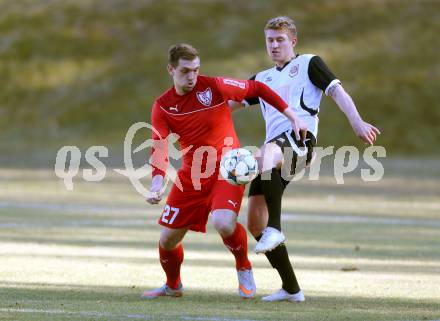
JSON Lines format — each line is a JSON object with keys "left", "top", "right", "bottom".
{"left": 246, "top": 54, "right": 340, "bottom": 143}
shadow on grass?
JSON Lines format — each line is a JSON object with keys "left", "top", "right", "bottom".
{"left": 1, "top": 283, "right": 439, "bottom": 321}
{"left": 3, "top": 252, "right": 440, "bottom": 276}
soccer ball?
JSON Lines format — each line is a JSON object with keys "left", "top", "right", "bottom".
{"left": 220, "top": 148, "right": 258, "bottom": 185}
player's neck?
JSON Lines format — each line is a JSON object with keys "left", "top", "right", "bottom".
{"left": 275, "top": 52, "right": 296, "bottom": 69}
{"left": 275, "top": 59, "right": 293, "bottom": 69}
{"left": 175, "top": 87, "right": 186, "bottom": 95}
{"left": 174, "top": 85, "right": 192, "bottom": 96}
{"left": 275, "top": 53, "right": 296, "bottom": 68}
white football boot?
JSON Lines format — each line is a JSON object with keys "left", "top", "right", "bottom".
{"left": 255, "top": 227, "right": 285, "bottom": 254}
{"left": 261, "top": 289, "right": 305, "bottom": 302}
{"left": 141, "top": 283, "right": 183, "bottom": 299}
{"left": 237, "top": 268, "right": 256, "bottom": 299}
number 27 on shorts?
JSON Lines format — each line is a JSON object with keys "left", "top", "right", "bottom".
{"left": 161, "top": 205, "right": 180, "bottom": 225}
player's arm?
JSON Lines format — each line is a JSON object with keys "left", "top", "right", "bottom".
{"left": 218, "top": 77, "right": 306, "bottom": 141}
{"left": 228, "top": 75, "right": 258, "bottom": 112}
{"left": 147, "top": 101, "right": 169, "bottom": 205}
{"left": 329, "top": 84, "right": 380, "bottom": 145}
{"left": 309, "top": 55, "right": 380, "bottom": 145}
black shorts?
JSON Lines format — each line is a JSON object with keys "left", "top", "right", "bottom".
{"left": 248, "top": 130, "right": 316, "bottom": 196}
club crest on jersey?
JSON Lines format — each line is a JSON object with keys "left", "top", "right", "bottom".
{"left": 196, "top": 88, "right": 212, "bottom": 106}
{"left": 289, "top": 64, "right": 299, "bottom": 78}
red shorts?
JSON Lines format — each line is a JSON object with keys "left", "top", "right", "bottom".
{"left": 157, "top": 177, "right": 245, "bottom": 232}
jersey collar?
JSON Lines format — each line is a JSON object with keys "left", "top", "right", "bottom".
{"left": 275, "top": 54, "right": 299, "bottom": 72}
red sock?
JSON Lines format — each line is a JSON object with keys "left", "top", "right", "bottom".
{"left": 159, "top": 243, "right": 184, "bottom": 290}
{"left": 222, "top": 223, "right": 252, "bottom": 270}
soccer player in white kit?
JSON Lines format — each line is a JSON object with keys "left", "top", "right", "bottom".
{"left": 230, "top": 16, "right": 380, "bottom": 302}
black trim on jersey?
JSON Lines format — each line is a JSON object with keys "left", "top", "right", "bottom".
{"left": 244, "top": 74, "right": 259, "bottom": 105}
{"left": 275, "top": 54, "right": 298, "bottom": 72}
{"left": 275, "top": 60, "right": 291, "bottom": 72}
{"left": 261, "top": 100, "right": 267, "bottom": 112}
{"left": 308, "top": 56, "right": 337, "bottom": 92}
{"left": 300, "top": 89, "right": 318, "bottom": 116}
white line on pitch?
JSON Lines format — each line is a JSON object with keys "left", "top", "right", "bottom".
{"left": 0, "top": 308, "right": 261, "bottom": 321}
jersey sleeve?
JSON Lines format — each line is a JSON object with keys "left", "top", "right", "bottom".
{"left": 308, "top": 56, "right": 341, "bottom": 96}
{"left": 215, "top": 77, "right": 287, "bottom": 112}
{"left": 150, "top": 101, "right": 169, "bottom": 178}
{"left": 215, "top": 77, "right": 251, "bottom": 102}
{"left": 243, "top": 75, "right": 259, "bottom": 106}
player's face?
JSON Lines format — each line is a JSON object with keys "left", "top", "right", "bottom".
{"left": 265, "top": 29, "right": 296, "bottom": 66}
{"left": 168, "top": 58, "right": 200, "bottom": 95}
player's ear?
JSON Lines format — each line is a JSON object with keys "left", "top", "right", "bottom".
{"left": 291, "top": 36, "right": 297, "bottom": 47}
{"left": 167, "top": 64, "right": 174, "bottom": 76}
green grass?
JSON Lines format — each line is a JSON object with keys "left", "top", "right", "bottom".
{"left": 0, "top": 159, "right": 440, "bottom": 321}
{"left": 0, "top": 0, "right": 439, "bottom": 161}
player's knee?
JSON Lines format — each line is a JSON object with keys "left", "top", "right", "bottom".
{"left": 159, "top": 234, "right": 179, "bottom": 250}
{"left": 259, "top": 144, "right": 283, "bottom": 172}
{"left": 212, "top": 217, "right": 236, "bottom": 237}
{"left": 211, "top": 209, "right": 237, "bottom": 237}
{"left": 214, "top": 220, "right": 236, "bottom": 237}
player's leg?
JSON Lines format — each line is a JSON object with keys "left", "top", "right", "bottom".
{"left": 247, "top": 194, "right": 304, "bottom": 302}
{"left": 159, "top": 226, "right": 188, "bottom": 289}
{"left": 142, "top": 181, "right": 204, "bottom": 299}
{"left": 253, "top": 142, "right": 287, "bottom": 252}
{"left": 246, "top": 194, "right": 268, "bottom": 238}
{"left": 211, "top": 208, "right": 255, "bottom": 298}
{"left": 142, "top": 226, "right": 187, "bottom": 299}
{"left": 257, "top": 141, "right": 284, "bottom": 173}
{"left": 210, "top": 180, "right": 255, "bottom": 298}
{"left": 211, "top": 209, "right": 251, "bottom": 271}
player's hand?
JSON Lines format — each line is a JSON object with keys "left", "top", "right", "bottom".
{"left": 291, "top": 116, "right": 307, "bottom": 142}
{"left": 283, "top": 108, "right": 307, "bottom": 141}
{"left": 146, "top": 190, "right": 163, "bottom": 204}
{"left": 146, "top": 175, "right": 164, "bottom": 205}
{"left": 351, "top": 120, "right": 381, "bottom": 145}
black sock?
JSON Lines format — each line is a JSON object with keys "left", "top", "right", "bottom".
{"left": 255, "top": 234, "right": 300, "bottom": 294}
{"left": 260, "top": 168, "right": 284, "bottom": 231}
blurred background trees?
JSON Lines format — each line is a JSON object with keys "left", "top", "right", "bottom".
{"left": 0, "top": 0, "right": 438, "bottom": 166}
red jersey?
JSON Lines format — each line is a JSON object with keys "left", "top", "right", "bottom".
{"left": 150, "top": 75, "right": 288, "bottom": 187}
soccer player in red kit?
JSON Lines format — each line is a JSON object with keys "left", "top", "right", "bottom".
{"left": 141, "top": 43, "right": 306, "bottom": 299}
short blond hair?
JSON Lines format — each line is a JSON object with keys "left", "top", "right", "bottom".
{"left": 168, "top": 43, "right": 199, "bottom": 67}
{"left": 264, "top": 16, "right": 297, "bottom": 38}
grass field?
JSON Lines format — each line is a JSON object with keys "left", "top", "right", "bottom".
{"left": 0, "top": 159, "right": 440, "bottom": 321}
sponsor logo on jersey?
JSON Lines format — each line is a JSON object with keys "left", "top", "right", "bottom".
{"left": 169, "top": 105, "right": 178, "bottom": 112}
{"left": 289, "top": 64, "right": 299, "bottom": 77}
{"left": 223, "top": 78, "right": 246, "bottom": 89}
{"left": 265, "top": 76, "right": 272, "bottom": 82}
{"left": 228, "top": 199, "right": 238, "bottom": 208}
{"left": 196, "top": 87, "right": 212, "bottom": 106}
